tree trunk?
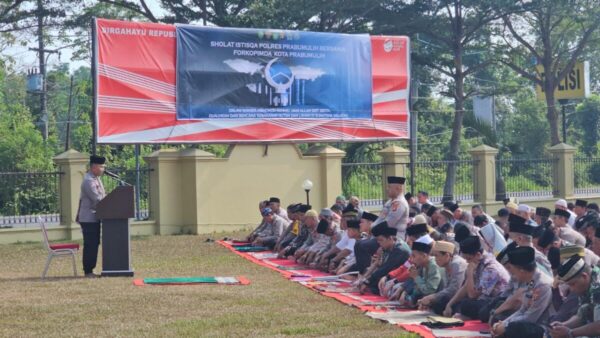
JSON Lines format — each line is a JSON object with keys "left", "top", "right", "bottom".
{"left": 442, "top": 87, "right": 464, "bottom": 202}
{"left": 442, "top": 4, "right": 464, "bottom": 203}
{"left": 545, "top": 85, "right": 561, "bottom": 145}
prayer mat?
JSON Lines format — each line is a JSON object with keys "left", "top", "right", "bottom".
{"left": 133, "top": 276, "right": 250, "bottom": 286}
{"left": 275, "top": 265, "right": 306, "bottom": 270}
{"left": 366, "top": 310, "right": 434, "bottom": 325}
{"left": 247, "top": 252, "right": 279, "bottom": 260}
{"left": 215, "top": 240, "right": 494, "bottom": 336}
{"left": 400, "top": 320, "right": 491, "bottom": 338}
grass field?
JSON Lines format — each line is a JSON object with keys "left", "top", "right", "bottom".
{"left": 0, "top": 231, "right": 413, "bottom": 337}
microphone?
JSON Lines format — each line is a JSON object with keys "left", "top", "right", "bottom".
{"left": 104, "top": 170, "right": 121, "bottom": 180}
{"left": 104, "top": 170, "right": 131, "bottom": 186}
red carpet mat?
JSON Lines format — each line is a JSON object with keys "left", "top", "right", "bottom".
{"left": 217, "top": 240, "right": 490, "bottom": 337}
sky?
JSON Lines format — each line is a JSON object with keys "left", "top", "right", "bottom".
{"left": 3, "top": 0, "right": 166, "bottom": 74}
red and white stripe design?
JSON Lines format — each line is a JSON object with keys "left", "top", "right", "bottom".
{"left": 95, "top": 19, "right": 409, "bottom": 143}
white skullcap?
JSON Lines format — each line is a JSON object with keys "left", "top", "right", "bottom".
{"left": 555, "top": 199, "right": 568, "bottom": 208}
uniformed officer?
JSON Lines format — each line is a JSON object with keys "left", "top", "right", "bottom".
{"left": 507, "top": 214, "right": 552, "bottom": 277}
{"left": 372, "top": 176, "right": 409, "bottom": 239}
{"left": 492, "top": 246, "right": 553, "bottom": 338}
{"left": 554, "top": 209, "right": 587, "bottom": 247}
{"left": 76, "top": 155, "right": 107, "bottom": 278}
{"left": 549, "top": 255, "right": 600, "bottom": 338}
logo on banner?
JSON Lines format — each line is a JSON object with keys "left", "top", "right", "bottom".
{"left": 224, "top": 57, "right": 327, "bottom": 108}
{"left": 384, "top": 39, "right": 394, "bottom": 52}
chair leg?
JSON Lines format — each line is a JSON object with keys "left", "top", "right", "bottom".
{"left": 71, "top": 252, "right": 78, "bottom": 277}
{"left": 42, "top": 254, "right": 53, "bottom": 280}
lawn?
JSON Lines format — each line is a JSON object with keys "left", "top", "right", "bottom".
{"left": 0, "top": 231, "right": 413, "bottom": 337}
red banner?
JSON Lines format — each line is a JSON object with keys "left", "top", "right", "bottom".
{"left": 94, "top": 19, "right": 409, "bottom": 143}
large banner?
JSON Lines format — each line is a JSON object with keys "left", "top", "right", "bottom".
{"left": 94, "top": 19, "right": 409, "bottom": 143}
{"left": 176, "top": 25, "right": 372, "bottom": 120}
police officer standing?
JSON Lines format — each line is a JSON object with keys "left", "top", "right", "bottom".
{"left": 76, "top": 155, "right": 107, "bottom": 278}
{"left": 372, "top": 176, "right": 409, "bottom": 239}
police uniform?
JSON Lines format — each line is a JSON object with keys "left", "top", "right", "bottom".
{"left": 554, "top": 208, "right": 587, "bottom": 246}
{"left": 373, "top": 177, "right": 409, "bottom": 239}
{"left": 559, "top": 226, "right": 587, "bottom": 247}
{"left": 508, "top": 214, "right": 552, "bottom": 276}
{"left": 499, "top": 247, "right": 553, "bottom": 338}
{"left": 77, "top": 155, "right": 106, "bottom": 276}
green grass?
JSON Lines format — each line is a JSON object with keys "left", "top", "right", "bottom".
{"left": 0, "top": 231, "right": 414, "bottom": 337}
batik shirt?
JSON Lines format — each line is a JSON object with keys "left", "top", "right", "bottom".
{"left": 473, "top": 253, "right": 510, "bottom": 301}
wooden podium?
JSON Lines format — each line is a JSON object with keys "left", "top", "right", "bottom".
{"left": 96, "top": 185, "right": 135, "bottom": 277}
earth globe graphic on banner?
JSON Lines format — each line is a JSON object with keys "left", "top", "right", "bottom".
{"left": 264, "top": 58, "right": 295, "bottom": 107}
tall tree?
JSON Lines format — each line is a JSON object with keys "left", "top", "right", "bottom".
{"left": 372, "top": 0, "right": 511, "bottom": 201}
{"left": 496, "top": 0, "right": 600, "bottom": 145}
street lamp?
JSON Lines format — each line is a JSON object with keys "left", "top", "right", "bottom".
{"left": 302, "top": 179, "right": 313, "bottom": 205}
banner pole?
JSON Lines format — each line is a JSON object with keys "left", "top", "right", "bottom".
{"left": 90, "top": 17, "right": 98, "bottom": 154}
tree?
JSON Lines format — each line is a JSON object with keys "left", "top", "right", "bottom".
{"left": 574, "top": 95, "right": 600, "bottom": 156}
{"left": 371, "top": 0, "right": 512, "bottom": 201}
{"left": 496, "top": 0, "right": 600, "bottom": 145}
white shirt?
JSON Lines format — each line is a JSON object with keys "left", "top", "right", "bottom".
{"left": 335, "top": 230, "right": 356, "bottom": 253}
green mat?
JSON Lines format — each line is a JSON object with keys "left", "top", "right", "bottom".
{"left": 276, "top": 265, "right": 305, "bottom": 270}
{"left": 144, "top": 277, "right": 218, "bottom": 284}
{"left": 235, "top": 246, "right": 269, "bottom": 252}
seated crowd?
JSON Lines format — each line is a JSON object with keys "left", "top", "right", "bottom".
{"left": 243, "top": 179, "right": 600, "bottom": 338}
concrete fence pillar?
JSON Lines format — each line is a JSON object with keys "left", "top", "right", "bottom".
{"left": 378, "top": 145, "right": 410, "bottom": 199}
{"left": 305, "top": 145, "right": 346, "bottom": 207}
{"left": 144, "top": 149, "right": 183, "bottom": 235}
{"left": 549, "top": 143, "right": 576, "bottom": 199}
{"left": 469, "top": 145, "right": 498, "bottom": 208}
{"left": 179, "top": 148, "right": 217, "bottom": 234}
{"left": 53, "top": 149, "right": 89, "bottom": 240}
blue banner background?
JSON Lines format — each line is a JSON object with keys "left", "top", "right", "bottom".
{"left": 176, "top": 25, "right": 372, "bottom": 119}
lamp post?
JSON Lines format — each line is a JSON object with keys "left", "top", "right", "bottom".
{"left": 302, "top": 179, "right": 313, "bottom": 205}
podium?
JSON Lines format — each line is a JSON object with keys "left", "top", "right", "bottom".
{"left": 96, "top": 185, "right": 135, "bottom": 277}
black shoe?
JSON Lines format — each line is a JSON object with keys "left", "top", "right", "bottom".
{"left": 85, "top": 273, "right": 100, "bottom": 278}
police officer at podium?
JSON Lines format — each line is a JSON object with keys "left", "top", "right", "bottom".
{"left": 76, "top": 155, "right": 106, "bottom": 278}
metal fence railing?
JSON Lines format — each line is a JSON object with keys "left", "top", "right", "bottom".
{"left": 574, "top": 157, "right": 600, "bottom": 196}
{"left": 414, "top": 159, "right": 477, "bottom": 203}
{"left": 0, "top": 170, "right": 62, "bottom": 228}
{"left": 496, "top": 157, "right": 557, "bottom": 200}
{"left": 100, "top": 168, "right": 153, "bottom": 220}
{"left": 341, "top": 160, "right": 477, "bottom": 206}
{"left": 341, "top": 162, "right": 387, "bottom": 208}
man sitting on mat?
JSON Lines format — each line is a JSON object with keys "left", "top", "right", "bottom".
{"left": 280, "top": 208, "right": 315, "bottom": 258}
{"left": 317, "top": 206, "right": 359, "bottom": 272}
{"left": 352, "top": 211, "right": 380, "bottom": 276}
{"left": 251, "top": 207, "right": 288, "bottom": 249}
{"left": 246, "top": 200, "right": 270, "bottom": 243}
{"left": 358, "top": 221, "right": 410, "bottom": 295}
{"left": 330, "top": 220, "right": 362, "bottom": 275}
{"left": 443, "top": 236, "right": 510, "bottom": 321}
{"left": 491, "top": 246, "right": 553, "bottom": 338}
{"left": 275, "top": 203, "right": 302, "bottom": 252}
{"left": 297, "top": 219, "right": 332, "bottom": 265}
{"left": 294, "top": 215, "right": 325, "bottom": 261}
{"left": 418, "top": 240, "right": 467, "bottom": 315}
{"left": 396, "top": 235, "right": 443, "bottom": 308}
